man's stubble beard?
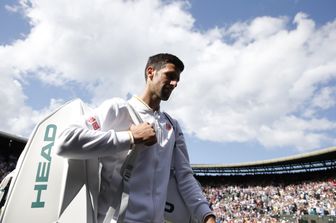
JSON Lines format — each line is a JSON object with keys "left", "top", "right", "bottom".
{"left": 160, "top": 87, "right": 172, "bottom": 101}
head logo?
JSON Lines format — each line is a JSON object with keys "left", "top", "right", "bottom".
{"left": 31, "top": 124, "right": 57, "bottom": 208}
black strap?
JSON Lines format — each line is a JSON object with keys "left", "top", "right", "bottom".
{"left": 163, "top": 112, "right": 175, "bottom": 131}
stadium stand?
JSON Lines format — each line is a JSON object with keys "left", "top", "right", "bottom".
{"left": 192, "top": 147, "right": 336, "bottom": 176}
{"left": 0, "top": 131, "right": 335, "bottom": 223}
{"left": 0, "top": 131, "right": 26, "bottom": 208}
{"left": 193, "top": 147, "right": 336, "bottom": 223}
{"left": 0, "top": 131, "right": 25, "bottom": 181}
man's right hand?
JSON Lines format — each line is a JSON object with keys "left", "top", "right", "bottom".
{"left": 130, "top": 123, "right": 157, "bottom": 146}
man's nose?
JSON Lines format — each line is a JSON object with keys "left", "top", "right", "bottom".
{"left": 170, "top": 80, "right": 178, "bottom": 88}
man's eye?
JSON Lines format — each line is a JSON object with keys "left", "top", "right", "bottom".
{"left": 166, "top": 73, "right": 179, "bottom": 81}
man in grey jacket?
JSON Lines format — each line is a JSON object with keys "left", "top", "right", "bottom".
{"left": 56, "top": 53, "right": 216, "bottom": 223}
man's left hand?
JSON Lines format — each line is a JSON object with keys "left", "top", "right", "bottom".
{"left": 204, "top": 215, "right": 216, "bottom": 223}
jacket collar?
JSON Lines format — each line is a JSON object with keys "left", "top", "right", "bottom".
{"left": 129, "top": 95, "right": 158, "bottom": 114}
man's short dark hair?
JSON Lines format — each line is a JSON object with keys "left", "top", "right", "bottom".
{"left": 144, "top": 53, "right": 184, "bottom": 79}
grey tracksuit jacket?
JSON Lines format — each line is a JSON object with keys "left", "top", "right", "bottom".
{"left": 55, "top": 96, "right": 213, "bottom": 223}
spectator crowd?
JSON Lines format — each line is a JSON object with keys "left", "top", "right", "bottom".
{"left": 0, "top": 156, "right": 16, "bottom": 182}
{"left": 1, "top": 154, "right": 336, "bottom": 223}
{"left": 202, "top": 177, "right": 336, "bottom": 223}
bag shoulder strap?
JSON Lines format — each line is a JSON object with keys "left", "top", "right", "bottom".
{"left": 126, "top": 103, "right": 142, "bottom": 125}
{"left": 120, "top": 103, "right": 143, "bottom": 179}
{"left": 108, "top": 102, "right": 143, "bottom": 223}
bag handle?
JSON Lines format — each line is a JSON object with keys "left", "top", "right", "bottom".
{"left": 0, "top": 171, "right": 15, "bottom": 207}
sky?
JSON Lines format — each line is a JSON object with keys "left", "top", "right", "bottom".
{"left": 0, "top": 0, "right": 336, "bottom": 165}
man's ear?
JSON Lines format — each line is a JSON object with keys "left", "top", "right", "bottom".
{"left": 146, "top": 66, "right": 155, "bottom": 80}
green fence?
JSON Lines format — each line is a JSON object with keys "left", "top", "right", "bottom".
{"left": 280, "top": 215, "right": 336, "bottom": 223}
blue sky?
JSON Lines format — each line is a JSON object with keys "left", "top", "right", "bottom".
{"left": 0, "top": 0, "right": 335, "bottom": 164}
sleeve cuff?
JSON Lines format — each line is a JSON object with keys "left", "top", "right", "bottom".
{"left": 128, "top": 131, "right": 135, "bottom": 149}
{"left": 115, "top": 131, "right": 133, "bottom": 150}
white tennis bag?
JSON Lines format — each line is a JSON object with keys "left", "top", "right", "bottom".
{"left": 165, "top": 173, "right": 196, "bottom": 223}
{"left": 0, "top": 99, "right": 195, "bottom": 223}
{"left": 0, "top": 99, "right": 97, "bottom": 223}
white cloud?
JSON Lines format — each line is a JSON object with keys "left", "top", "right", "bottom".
{"left": 0, "top": 0, "right": 335, "bottom": 153}
{"left": 169, "top": 11, "right": 336, "bottom": 151}
{"left": 0, "top": 61, "right": 62, "bottom": 137}
{"left": 258, "top": 116, "right": 336, "bottom": 150}
{"left": 224, "top": 15, "right": 288, "bottom": 44}
{"left": 311, "top": 87, "right": 336, "bottom": 110}
{"left": 5, "top": 4, "right": 19, "bottom": 13}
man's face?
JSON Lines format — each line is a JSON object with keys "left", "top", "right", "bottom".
{"left": 150, "top": 63, "right": 181, "bottom": 101}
